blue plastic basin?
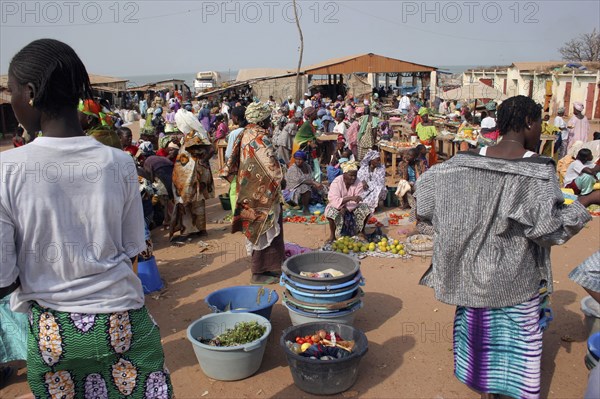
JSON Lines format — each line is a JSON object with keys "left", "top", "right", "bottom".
{"left": 205, "top": 286, "right": 279, "bottom": 320}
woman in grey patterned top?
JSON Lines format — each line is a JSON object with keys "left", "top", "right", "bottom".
{"left": 416, "top": 95, "right": 597, "bottom": 399}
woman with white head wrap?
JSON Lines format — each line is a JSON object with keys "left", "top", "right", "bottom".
{"left": 567, "top": 101, "right": 590, "bottom": 150}
{"left": 324, "top": 160, "right": 372, "bottom": 243}
{"left": 170, "top": 108, "right": 214, "bottom": 244}
{"left": 220, "top": 102, "right": 285, "bottom": 285}
{"left": 357, "top": 149, "right": 386, "bottom": 212}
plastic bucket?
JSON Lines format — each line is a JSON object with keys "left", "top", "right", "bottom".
{"left": 137, "top": 256, "right": 163, "bottom": 294}
{"left": 581, "top": 296, "right": 600, "bottom": 336}
{"left": 219, "top": 194, "right": 232, "bottom": 211}
{"left": 284, "top": 282, "right": 360, "bottom": 304}
{"left": 205, "top": 286, "right": 279, "bottom": 320}
{"left": 282, "top": 288, "right": 364, "bottom": 312}
{"left": 283, "top": 252, "right": 360, "bottom": 287}
{"left": 186, "top": 312, "right": 271, "bottom": 381}
{"left": 280, "top": 322, "right": 368, "bottom": 395}
{"left": 586, "top": 332, "right": 600, "bottom": 370}
{"left": 284, "top": 300, "right": 362, "bottom": 326}
{"left": 280, "top": 272, "right": 364, "bottom": 292}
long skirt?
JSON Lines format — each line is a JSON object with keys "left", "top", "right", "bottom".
{"left": 171, "top": 200, "right": 206, "bottom": 237}
{"left": 276, "top": 145, "right": 291, "bottom": 165}
{"left": 251, "top": 214, "right": 285, "bottom": 274}
{"left": 420, "top": 139, "right": 438, "bottom": 166}
{"left": 325, "top": 203, "right": 371, "bottom": 239}
{"left": 27, "top": 303, "right": 172, "bottom": 398}
{"left": 454, "top": 294, "right": 543, "bottom": 399}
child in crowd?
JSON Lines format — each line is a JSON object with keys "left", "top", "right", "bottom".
{"left": 564, "top": 148, "right": 600, "bottom": 196}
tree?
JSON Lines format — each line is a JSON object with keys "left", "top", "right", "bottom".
{"left": 292, "top": 0, "right": 304, "bottom": 103}
{"left": 558, "top": 29, "right": 600, "bottom": 62}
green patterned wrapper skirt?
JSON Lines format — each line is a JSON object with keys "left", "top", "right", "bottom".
{"left": 27, "top": 302, "right": 173, "bottom": 399}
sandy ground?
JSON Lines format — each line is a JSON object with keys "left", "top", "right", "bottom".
{"left": 1, "top": 120, "right": 599, "bottom": 398}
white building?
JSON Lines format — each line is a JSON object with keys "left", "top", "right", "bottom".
{"left": 463, "top": 62, "right": 600, "bottom": 119}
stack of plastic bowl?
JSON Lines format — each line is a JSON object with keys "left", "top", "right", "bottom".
{"left": 281, "top": 252, "right": 364, "bottom": 325}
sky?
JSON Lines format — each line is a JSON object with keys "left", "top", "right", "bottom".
{"left": 1, "top": 0, "right": 599, "bottom": 77}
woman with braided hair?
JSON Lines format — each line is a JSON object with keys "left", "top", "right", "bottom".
{"left": 416, "top": 95, "right": 596, "bottom": 399}
{"left": 1, "top": 39, "right": 172, "bottom": 398}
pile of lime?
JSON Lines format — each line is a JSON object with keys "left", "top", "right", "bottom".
{"left": 331, "top": 236, "right": 406, "bottom": 255}
{"left": 375, "top": 237, "right": 406, "bottom": 255}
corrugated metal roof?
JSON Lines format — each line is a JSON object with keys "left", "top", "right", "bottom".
{"left": 88, "top": 74, "right": 128, "bottom": 84}
{"left": 236, "top": 68, "right": 291, "bottom": 82}
{"left": 301, "top": 53, "right": 437, "bottom": 75}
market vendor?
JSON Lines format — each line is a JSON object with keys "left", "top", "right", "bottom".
{"left": 415, "top": 108, "right": 438, "bottom": 166}
{"left": 357, "top": 107, "right": 380, "bottom": 161}
{"left": 291, "top": 107, "right": 320, "bottom": 179}
{"left": 564, "top": 148, "right": 600, "bottom": 196}
{"left": 325, "top": 161, "right": 372, "bottom": 243}
{"left": 285, "top": 150, "right": 326, "bottom": 215}
{"left": 396, "top": 148, "right": 426, "bottom": 209}
{"left": 357, "top": 149, "right": 386, "bottom": 212}
{"left": 457, "top": 110, "right": 475, "bottom": 151}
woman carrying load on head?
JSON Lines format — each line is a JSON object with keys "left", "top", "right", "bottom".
{"left": 416, "top": 95, "right": 597, "bottom": 399}
{"left": 324, "top": 161, "right": 372, "bottom": 243}
{"left": 1, "top": 38, "right": 172, "bottom": 398}
{"left": 357, "top": 149, "right": 386, "bottom": 213}
{"left": 170, "top": 105, "right": 215, "bottom": 244}
{"left": 220, "top": 102, "right": 285, "bottom": 285}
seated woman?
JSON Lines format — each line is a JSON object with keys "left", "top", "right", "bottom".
{"left": 396, "top": 148, "right": 425, "bottom": 209}
{"left": 285, "top": 151, "right": 326, "bottom": 214}
{"left": 325, "top": 161, "right": 372, "bottom": 243}
{"left": 564, "top": 148, "right": 600, "bottom": 196}
{"left": 357, "top": 149, "right": 386, "bottom": 212}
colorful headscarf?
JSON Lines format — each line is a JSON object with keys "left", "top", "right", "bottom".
{"left": 138, "top": 141, "right": 154, "bottom": 156}
{"left": 418, "top": 107, "right": 430, "bottom": 116}
{"left": 337, "top": 134, "right": 346, "bottom": 143}
{"left": 317, "top": 108, "right": 328, "bottom": 118}
{"left": 361, "top": 149, "right": 380, "bottom": 165}
{"left": 159, "top": 135, "right": 171, "bottom": 149}
{"left": 485, "top": 101, "right": 497, "bottom": 111}
{"left": 293, "top": 150, "right": 307, "bottom": 160}
{"left": 341, "top": 161, "right": 359, "bottom": 173}
{"left": 303, "top": 106, "right": 317, "bottom": 119}
{"left": 355, "top": 107, "right": 365, "bottom": 114}
{"left": 245, "top": 102, "right": 272, "bottom": 123}
{"left": 78, "top": 99, "right": 101, "bottom": 117}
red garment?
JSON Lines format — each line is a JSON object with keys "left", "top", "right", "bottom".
{"left": 411, "top": 115, "right": 423, "bottom": 131}
{"left": 156, "top": 148, "right": 169, "bottom": 157}
{"left": 13, "top": 137, "right": 24, "bottom": 147}
{"left": 123, "top": 145, "right": 138, "bottom": 157}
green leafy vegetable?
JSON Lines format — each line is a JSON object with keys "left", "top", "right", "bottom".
{"left": 198, "top": 321, "right": 266, "bottom": 347}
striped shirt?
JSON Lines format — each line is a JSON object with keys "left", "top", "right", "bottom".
{"left": 569, "top": 251, "right": 600, "bottom": 293}
{"left": 416, "top": 152, "right": 592, "bottom": 308}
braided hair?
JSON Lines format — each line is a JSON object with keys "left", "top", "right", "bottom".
{"left": 496, "top": 95, "right": 541, "bottom": 136}
{"left": 9, "top": 39, "right": 93, "bottom": 116}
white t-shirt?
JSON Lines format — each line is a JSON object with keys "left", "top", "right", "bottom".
{"left": 554, "top": 116, "right": 568, "bottom": 140}
{"left": 399, "top": 96, "right": 410, "bottom": 111}
{"left": 564, "top": 159, "right": 595, "bottom": 186}
{"left": 0, "top": 136, "right": 146, "bottom": 313}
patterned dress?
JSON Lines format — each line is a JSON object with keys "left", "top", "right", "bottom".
{"left": 28, "top": 303, "right": 172, "bottom": 399}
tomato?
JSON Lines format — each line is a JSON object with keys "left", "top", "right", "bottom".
{"left": 295, "top": 337, "right": 305, "bottom": 344}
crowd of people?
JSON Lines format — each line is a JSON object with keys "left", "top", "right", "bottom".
{"left": 1, "top": 38, "right": 600, "bottom": 399}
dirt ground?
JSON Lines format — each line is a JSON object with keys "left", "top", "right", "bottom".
{"left": 1, "top": 121, "right": 599, "bottom": 399}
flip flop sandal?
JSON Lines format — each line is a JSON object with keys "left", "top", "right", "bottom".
{"left": 250, "top": 274, "right": 278, "bottom": 285}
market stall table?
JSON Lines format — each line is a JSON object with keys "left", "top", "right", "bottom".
{"left": 378, "top": 140, "right": 422, "bottom": 181}
{"left": 539, "top": 134, "right": 557, "bottom": 157}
